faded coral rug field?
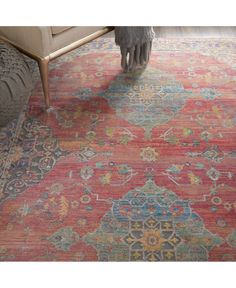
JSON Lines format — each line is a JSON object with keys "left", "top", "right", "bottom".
{"left": 0, "top": 38, "right": 236, "bottom": 261}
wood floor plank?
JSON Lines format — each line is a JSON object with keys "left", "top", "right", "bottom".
{"left": 104, "top": 27, "right": 236, "bottom": 38}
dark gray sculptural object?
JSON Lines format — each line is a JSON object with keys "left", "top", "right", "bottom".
{"left": 115, "top": 26, "right": 155, "bottom": 72}
{"left": 0, "top": 41, "right": 33, "bottom": 128}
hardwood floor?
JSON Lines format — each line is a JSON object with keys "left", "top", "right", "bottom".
{"left": 153, "top": 26, "right": 236, "bottom": 37}
{"left": 105, "top": 27, "right": 236, "bottom": 38}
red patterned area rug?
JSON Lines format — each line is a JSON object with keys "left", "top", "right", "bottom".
{"left": 0, "top": 38, "right": 236, "bottom": 261}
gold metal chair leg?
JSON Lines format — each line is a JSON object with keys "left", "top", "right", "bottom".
{"left": 38, "top": 57, "right": 50, "bottom": 109}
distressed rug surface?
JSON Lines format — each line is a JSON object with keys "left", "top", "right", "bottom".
{"left": 0, "top": 38, "right": 236, "bottom": 261}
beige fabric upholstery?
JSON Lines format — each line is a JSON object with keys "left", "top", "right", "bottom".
{"left": 51, "top": 26, "right": 72, "bottom": 35}
{"left": 0, "top": 27, "right": 52, "bottom": 58}
{"left": 0, "top": 26, "right": 105, "bottom": 58}
{"left": 51, "top": 26, "right": 104, "bottom": 52}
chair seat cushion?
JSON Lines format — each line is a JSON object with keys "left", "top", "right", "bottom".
{"left": 51, "top": 26, "right": 72, "bottom": 35}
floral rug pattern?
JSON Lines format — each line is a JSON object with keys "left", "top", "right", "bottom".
{"left": 0, "top": 38, "right": 236, "bottom": 261}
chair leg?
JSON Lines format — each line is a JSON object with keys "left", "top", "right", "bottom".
{"left": 38, "top": 57, "right": 50, "bottom": 109}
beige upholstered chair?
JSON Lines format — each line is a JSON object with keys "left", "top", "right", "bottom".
{"left": 0, "top": 26, "right": 113, "bottom": 108}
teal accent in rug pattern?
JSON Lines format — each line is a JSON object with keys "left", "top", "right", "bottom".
{"left": 84, "top": 179, "right": 223, "bottom": 261}
{"left": 100, "top": 67, "right": 192, "bottom": 138}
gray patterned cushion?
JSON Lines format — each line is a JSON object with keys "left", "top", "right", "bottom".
{"left": 0, "top": 41, "right": 33, "bottom": 128}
